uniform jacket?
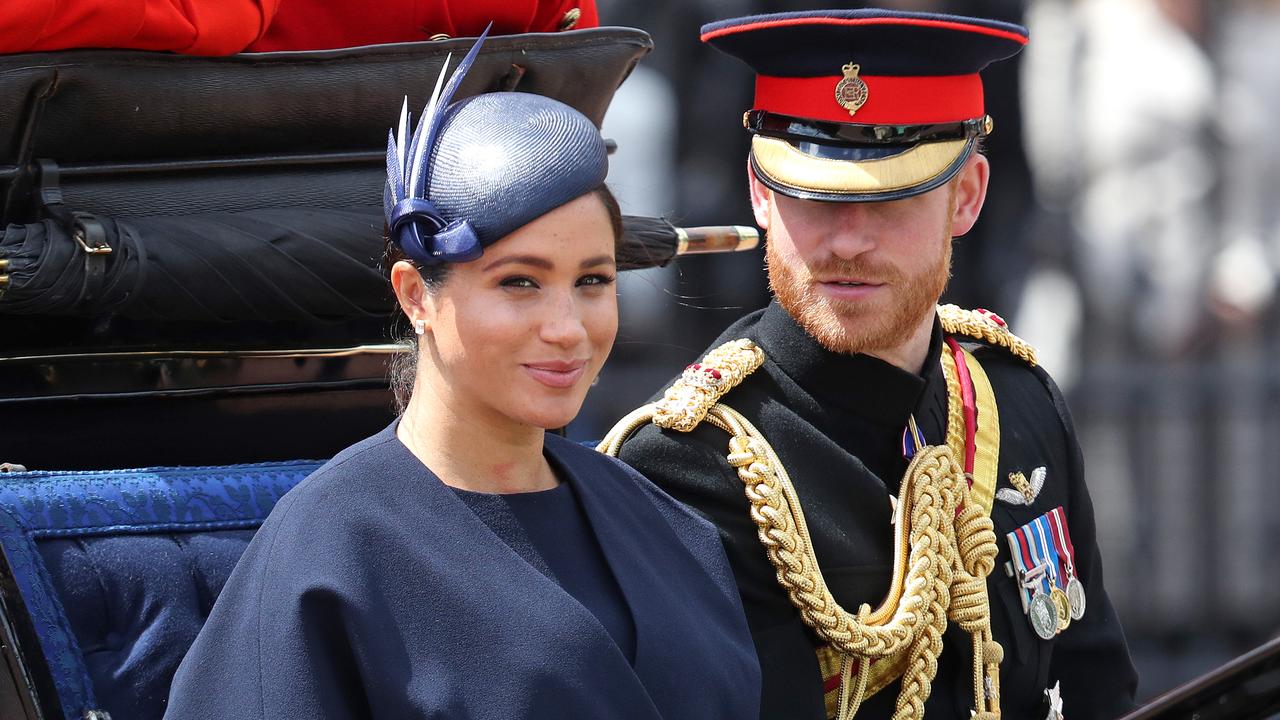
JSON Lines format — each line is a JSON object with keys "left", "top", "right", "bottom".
{"left": 165, "top": 424, "right": 760, "bottom": 719}
{"left": 618, "top": 302, "right": 1138, "bottom": 719}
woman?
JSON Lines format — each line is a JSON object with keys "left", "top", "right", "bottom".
{"left": 164, "top": 33, "right": 760, "bottom": 720}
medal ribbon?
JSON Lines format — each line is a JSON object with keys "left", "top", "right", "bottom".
{"left": 1007, "top": 527, "right": 1040, "bottom": 611}
{"left": 900, "top": 417, "right": 927, "bottom": 460}
{"left": 1020, "top": 525, "right": 1053, "bottom": 597}
{"left": 1047, "top": 506, "right": 1077, "bottom": 579}
{"left": 1031, "top": 515, "right": 1063, "bottom": 590}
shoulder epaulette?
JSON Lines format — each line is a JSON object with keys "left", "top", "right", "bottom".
{"left": 652, "top": 339, "right": 764, "bottom": 432}
{"left": 937, "top": 304, "right": 1038, "bottom": 366}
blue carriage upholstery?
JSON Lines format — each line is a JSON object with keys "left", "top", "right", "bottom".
{"left": 0, "top": 461, "right": 324, "bottom": 720}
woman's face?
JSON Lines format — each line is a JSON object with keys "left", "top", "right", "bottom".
{"left": 397, "top": 193, "right": 618, "bottom": 432}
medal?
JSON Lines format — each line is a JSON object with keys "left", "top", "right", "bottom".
{"left": 1009, "top": 525, "right": 1059, "bottom": 638}
{"left": 1050, "top": 586, "right": 1072, "bottom": 631}
{"left": 1066, "top": 575, "right": 1086, "bottom": 620}
{"left": 1048, "top": 506, "right": 1086, "bottom": 620}
{"left": 1024, "top": 522, "right": 1064, "bottom": 635}
{"left": 1027, "top": 591, "right": 1058, "bottom": 640}
{"left": 1024, "top": 512, "right": 1064, "bottom": 630}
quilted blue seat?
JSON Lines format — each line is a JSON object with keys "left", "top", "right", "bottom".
{"left": 0, "top": 461, "right": 324, "bottom": 720}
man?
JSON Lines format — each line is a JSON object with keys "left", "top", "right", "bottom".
{"left": 604, "top": 9, "right": 1137, "bottom": 719}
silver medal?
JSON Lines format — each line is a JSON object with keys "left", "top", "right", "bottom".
{"left": 1028, "top": 591, "right": 1058, "bottom": 640}
{"left": 1066, "top": 576, "right": 1086, "bottom": 620}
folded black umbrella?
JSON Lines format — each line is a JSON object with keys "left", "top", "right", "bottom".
{"left": 0, "top": 207, "right": 388, "bottom": 322}
{"left": 0, "top": 209, "right": 758, "bottom": 322}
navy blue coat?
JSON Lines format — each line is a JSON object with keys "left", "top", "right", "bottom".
{"left": 164, "top": 425, "right": 760, "bottom": 719}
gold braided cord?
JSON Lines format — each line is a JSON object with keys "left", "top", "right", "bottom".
{"left": 710, "top": 408, "right": 954, "bottom": 658}
{"left": 597, "top": 334, "right": 1006, "bottom": 719}
{"left": 940, "top": 344, "right": 1004, "bottom": 719}
{"left": 937, "top": 304, "right": 1038, "bottom": 366}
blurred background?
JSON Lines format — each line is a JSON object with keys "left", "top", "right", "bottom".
{"left": 572, "top": 0, "right": 1280, "bottom": 704}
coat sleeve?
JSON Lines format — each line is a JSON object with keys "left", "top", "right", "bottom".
{"left": 0, "top": 0, "right": 278, "bottom": 55}
{"left": 164, "top": 493, "right": 369, "bottom": 720}
{"left": 1037, "top": 366, "right": 1140, "bottom": 716}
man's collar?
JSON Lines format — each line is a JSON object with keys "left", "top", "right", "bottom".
{"left": 750, "top": 301, "right": 943, "bottom": 426}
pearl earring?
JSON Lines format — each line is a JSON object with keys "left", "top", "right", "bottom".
{"left": 413, "top": 319, "right": 425, "bottom": 336}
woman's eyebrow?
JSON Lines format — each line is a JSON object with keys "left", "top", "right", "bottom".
{"left": 481, "top": 255, "right": 554, "bottom": 272}
{"left": 482, "top": 254, "right": 616, "bottom": 272}
{"left": 580, "top": 255, "right": 615, "bottom": 269}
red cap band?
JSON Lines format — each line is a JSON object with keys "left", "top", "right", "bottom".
{"left": 754, "top": 73, "right": 984, "bottom": 125}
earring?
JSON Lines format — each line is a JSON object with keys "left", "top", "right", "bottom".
{"left": 413, "top": 319, "right": 425, "bottom": 336}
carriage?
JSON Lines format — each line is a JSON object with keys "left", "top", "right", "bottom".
{"left": 0, "top": 25, "right": 1273, "bottom": 720}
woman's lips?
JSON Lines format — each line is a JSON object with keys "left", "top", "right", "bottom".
{"left": 522, "top": 361, "right": 587, "bottom": 389}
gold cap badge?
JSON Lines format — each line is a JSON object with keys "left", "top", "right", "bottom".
{"left": 835, "top": 63, "right": 869, "bottom": 117}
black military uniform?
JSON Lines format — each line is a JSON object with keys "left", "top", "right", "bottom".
{"left": 617, "top": 303, "right": 1137, "bottom": 718}
{"left": 608, "top": 8, "right": 1138, "bottom": 720}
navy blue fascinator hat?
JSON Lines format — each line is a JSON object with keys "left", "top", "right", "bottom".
{"left": 385, "top": 28, "right": 609, "bottom": 265}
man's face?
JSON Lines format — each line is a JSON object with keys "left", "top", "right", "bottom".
{"left": 758, "top": 177, "right": 959, "bottom": 356}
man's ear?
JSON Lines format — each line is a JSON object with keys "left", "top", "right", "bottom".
{"left": 747, "top": 160, "right": 773, "bottom": 230}
{"left": 390, "top": 260, "right": 432, "bottom": 331}
{"left": 950, "top": 152, "right": 989, "bottom": 238}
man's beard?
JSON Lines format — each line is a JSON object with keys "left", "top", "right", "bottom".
{"left": 766, "top": 227, "right": 953, "bottom": 356}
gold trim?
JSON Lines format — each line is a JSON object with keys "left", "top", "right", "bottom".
{"left": 751, "top": 135, "right": 966, "bottom": 195}
{"left": 0, "top": 344, "right": 408, "bottom": 365}
{"left": 650, "top": 339, "right": 764, "bottom": 432}
{"left": 938, "top": 304, "right": 1038, "bottom": 366}
{"left": 820, "top": 646, "right": 910, "bottom": 717}
{"left": 963, "top": 345, "right": 1000, "bottom": 516}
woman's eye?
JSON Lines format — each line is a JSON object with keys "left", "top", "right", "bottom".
{"left": 500, "top": 276, "right": 539, "bottom": 289}
{"left": 577, "top": 273, "right": 616, "bottom": 288}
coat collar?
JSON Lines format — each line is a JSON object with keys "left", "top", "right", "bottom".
{"left": 748, "top": 301, "right": 944, "bottom": 428}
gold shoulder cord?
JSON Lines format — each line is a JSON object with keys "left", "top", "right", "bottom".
{"left": 937, "top": 304, "right": 1038, "bottom": 366}
{"left": 598, "top": 308, "right": 1035, "bottom": 719}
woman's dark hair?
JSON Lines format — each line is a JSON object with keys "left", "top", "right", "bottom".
{"left": 385, "top": 184, "right": 623, "bottom": 412}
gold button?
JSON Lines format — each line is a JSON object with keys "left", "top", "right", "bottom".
{"left": 559, "top": 7, "right": 582, "bottom": 31}
{"left": 429, "top": 33, "right": 451, "bottom": 41}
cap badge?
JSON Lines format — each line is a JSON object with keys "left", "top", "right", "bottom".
{"left": 835, "top": 63, "right": 869, "bottom": 117}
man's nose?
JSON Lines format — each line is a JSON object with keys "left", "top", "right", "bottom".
{"left": 821, "top": 205, "right": 880, "bottom": 259}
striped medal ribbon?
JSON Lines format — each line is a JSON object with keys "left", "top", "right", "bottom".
{"left": 1031, "top": 514, "right": 1072, "bottom": 632}
{"left": 900, "top": 415, "right": 928, "bottom": 460}
{"left": 1048, "top": 506, "right": 1086, "bottom": 621}
{"left": 1009, "top": 523, "right": 1058, "bottom": 640}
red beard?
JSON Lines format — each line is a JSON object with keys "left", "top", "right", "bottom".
{"left": 766, "top": 228, "right": 952, "bottom": 356}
